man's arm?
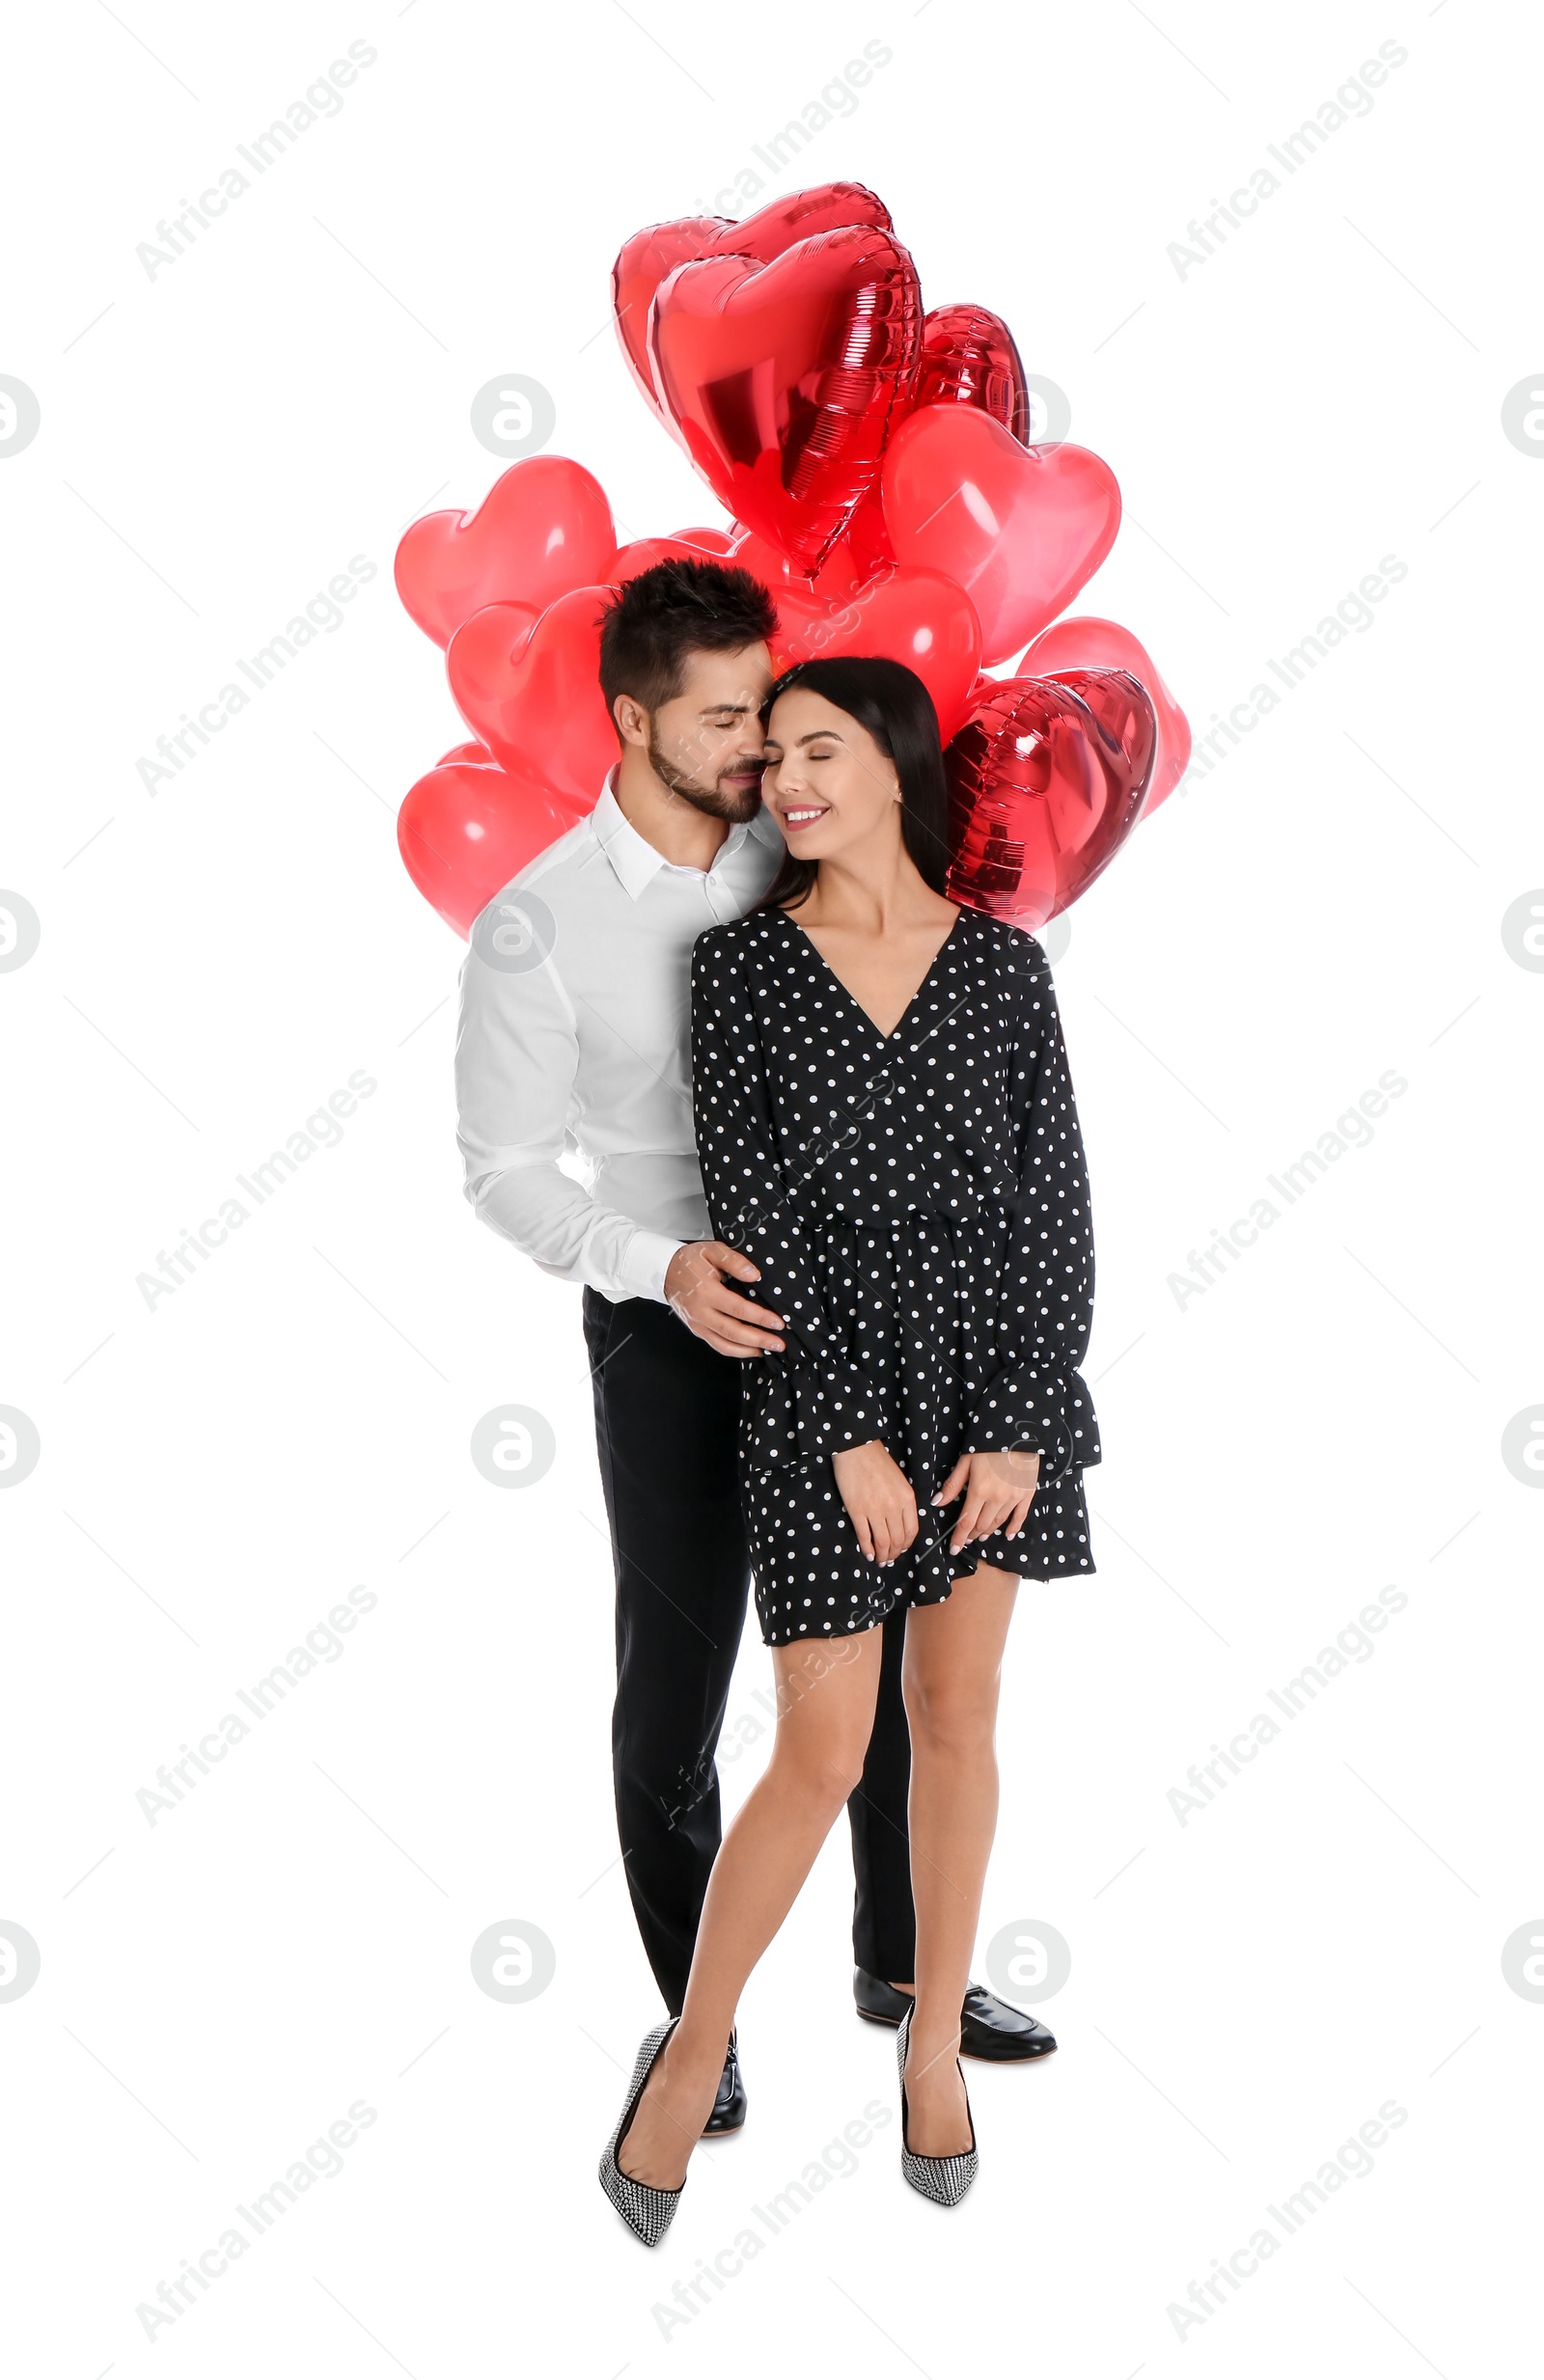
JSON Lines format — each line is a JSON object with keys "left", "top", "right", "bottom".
{"left": 454, "top": 935, "right": 785, "bottom": 1353}
{"left": 454, "top": 937, "right": 680, "bottom": 1303}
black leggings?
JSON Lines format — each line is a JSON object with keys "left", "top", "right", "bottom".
{"left": 582, "top": 1286, "right": 917, "bottom": 2012}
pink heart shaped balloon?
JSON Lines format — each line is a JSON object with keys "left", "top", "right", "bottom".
{"left": 609, "top": 527, "right": 737, "bottom": 585}
{"left": 447, "top": 588, "right": 615, "bottom": 819}
{"left": 881, "top": 407, "right": 1120, "bottom": 666}
{"left": 771, "top": 568, "right": 982, "bottom": 742}
{"left": 398, "top": 752, "right": 570, "bottom": 939}
{"left": 729, "top": 525, "right": 874, "bottom": 606}
{"left": 395, "top": 459, "right": 615, "bottom": 649}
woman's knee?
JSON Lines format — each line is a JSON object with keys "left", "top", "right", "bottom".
{"left": 903, "top": 1673, "right": 1000, "bottom": 1762}
{"left": 771, "top": 1720, "right": 872, "bottom": 1808}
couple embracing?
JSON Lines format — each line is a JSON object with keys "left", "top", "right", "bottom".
{"left": 455, "top": 558, "right": 1099, "bottom": 2242}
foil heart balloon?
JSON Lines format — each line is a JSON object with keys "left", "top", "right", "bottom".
{"left": 446, "top": 588, "right": 616, "bottom": 819}
{"left": 649, "top": 224, "right": 923, "bottom": 575}
{"left": 612, "top": 182, "right": 894, "bottom": 433}
{"left": 945, "top": 670, "right": 1157, "bottom": 929}
{"left": 398, "top": 751, "right": 570, "bottom": 938}
{"left": 882, "top": 407, "right": 1120, "bottom": 666}
{"left": 915, "top": 304, "right": 1031, "bottom": 442}
{"left": 395, "top": 459, "right": 616, "bottom": 649}
{"left": 1021, "top": 616, "right": 1191, "bottom": 812}
{"left": 840, "top": 300, "right": 1034, "bottom": 583}
{"left": 772, "top": 568, "right": 982, "bottom": 742}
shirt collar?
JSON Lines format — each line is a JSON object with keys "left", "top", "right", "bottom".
{"left": 592, "top": 769, "right": 784, "bottom": 904}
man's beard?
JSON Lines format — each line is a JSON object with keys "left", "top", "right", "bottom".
{"left": 648, "top": 728, "right": 763, "bottom": 825}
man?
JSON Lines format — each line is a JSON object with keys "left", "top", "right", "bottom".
{"left": 455, "top": 560, "right": 1052, "bottom": 2133}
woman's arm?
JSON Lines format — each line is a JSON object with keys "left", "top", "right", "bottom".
{"left": 964, "top": 937, "right": 1100, "bottom": 1482}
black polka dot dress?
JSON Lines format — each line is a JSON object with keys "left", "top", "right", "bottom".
{"left": 689, "top": 905, "right": 1100, "bottom": 1647}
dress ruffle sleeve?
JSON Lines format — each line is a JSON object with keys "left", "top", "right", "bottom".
{"left": 964, "top": 940, "right": 1100, "bottom": 1484}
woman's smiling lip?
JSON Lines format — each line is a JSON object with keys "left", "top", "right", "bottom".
{"left": 778, "top": 804, "right": 830, "bottom": 831}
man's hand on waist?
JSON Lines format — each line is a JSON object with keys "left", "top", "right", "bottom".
{"left": 665, "top": 1242, "right": 786, "bottom": 1360}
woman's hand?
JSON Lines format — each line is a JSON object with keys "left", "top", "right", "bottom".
{"left": 932, "top": 1448, "right": 1040, "bottom": 1554}
{"left": 831, "top": 1439, "right": 920, "bottom": 1567}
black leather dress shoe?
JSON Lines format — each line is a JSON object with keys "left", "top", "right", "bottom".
{"left": 853, "top": 1968, "right": 1058, "bottom": 2063}
{"left": 702, "top": 2027, "right": 747, "bottom": 2134}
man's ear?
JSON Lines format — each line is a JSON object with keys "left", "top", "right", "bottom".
{"left": 613, "top": 692, "right": 649, "bottom": 750}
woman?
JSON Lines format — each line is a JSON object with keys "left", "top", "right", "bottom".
{"left": 599, "top": 656, "right": 1098, "bottom": 2240}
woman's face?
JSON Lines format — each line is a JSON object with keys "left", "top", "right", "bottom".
{"left": 761, "top": 687, "right": 902, "bottom": 863}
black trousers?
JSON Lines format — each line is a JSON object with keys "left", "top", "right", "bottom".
{"left": 583, "top": 1286, "right": 917, "bottom": 2015}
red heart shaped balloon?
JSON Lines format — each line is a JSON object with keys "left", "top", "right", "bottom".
{"left": 945, "top": 670, "right": 1157, "bottom": 929}
{"left": 1021, "top": 616, "right": 1191, "bottom": 813}
{"left": 612, "top": 182, "right": 894, "bottom": 429}
{"left": 443, "top": 600, "right": 538, "bottom": 749}
{"left": 398, "top": 753, "right": 570, "bottom": 939}
{"left": 609, "top": 527, "right": 737, "bottom": 584}
{"left": 733, "top": 517, "right": 895, "bottom": 605}
{"left": 447, "top": 588, "right": 616, "bottom": 819}
{"left": 791, "top": 304, "right": 1032, "bottom": 572}
{"left": 649, "top": 225, "right": 923, "bottom": 575}
{"left": 915, "top": 304, "right": 1031, "bottom": 442}
{"left": 395, "top": 458, "right": 616, "bottom": 649}
{"left": 729, "top": 525, "right": 873, "bottom": 605}
{"left": 841, "top": 491, "right": 896, "bottom": 576}
{"left": 771, "top": 567, "right": 982, "bottom": 742}
{"left": 882, "top": 408, "right": 1121, "bottom": 666}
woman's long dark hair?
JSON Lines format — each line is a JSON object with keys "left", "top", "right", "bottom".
{"left": 750, "top": 655, "right": 952, "bottom": 916}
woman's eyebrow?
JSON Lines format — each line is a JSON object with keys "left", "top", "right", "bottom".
{"left": 793, "top": 729, "right": 844, "bottom": 746}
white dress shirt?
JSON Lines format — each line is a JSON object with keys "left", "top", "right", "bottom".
{"left": 455, "top": 773, "right": 786, "bottom": 1304}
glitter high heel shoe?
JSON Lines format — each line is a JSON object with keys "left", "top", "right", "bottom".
{"left": 598, "top": 2019, "right": 686, "bottom": 2245}
{"left": 896, "top": 2002, "right": 979, "bottom": 2207}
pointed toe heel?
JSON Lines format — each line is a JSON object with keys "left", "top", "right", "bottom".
{"left": 599, "top": 2019, "right": 686, "bottom": 2246}
{"left": 896, "top": 2003, "right": 979, "bottom": 2208}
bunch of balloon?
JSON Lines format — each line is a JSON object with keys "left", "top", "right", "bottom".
{"left": 394, "top": 179, "right": 1190, "bottom": 937}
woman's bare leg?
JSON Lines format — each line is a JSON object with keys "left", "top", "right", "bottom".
{"left": 618, "top": 1628, "right": 885, "bottom": 2188}
{"left": 901, "top": 1562, "right": 1019, "bottom": 2155}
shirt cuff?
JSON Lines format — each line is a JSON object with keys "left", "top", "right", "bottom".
{"left": 615, "top": 1227, "right": 684, "bottom": 1307}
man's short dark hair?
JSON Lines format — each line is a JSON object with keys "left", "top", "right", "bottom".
{"left": 598, "top": 558, "right": 778, "bottom": 720}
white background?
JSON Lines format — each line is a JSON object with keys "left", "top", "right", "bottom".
{"left": 3, "top": 1, "right": 1540, "bottom": 2372}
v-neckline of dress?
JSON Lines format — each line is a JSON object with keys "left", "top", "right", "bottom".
{"left": 779, "top": 905, "right": 967, "bottom": 1044}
